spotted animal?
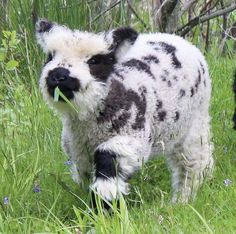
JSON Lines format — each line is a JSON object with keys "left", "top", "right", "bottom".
{"left": 36, "top": 19, "right": 214, "bottom": 204}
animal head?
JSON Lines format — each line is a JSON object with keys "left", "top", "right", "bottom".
{"left": 36, "top": 19, "right": 138, "bottom": 118}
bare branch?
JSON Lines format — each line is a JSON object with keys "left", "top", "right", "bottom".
{"left": 91, "top": 0, "right": 121, "bottom": 23}
{"left": 177, "top": 2, "right": 236, "bottom": 36}
{"left": 165, "top": 1, "right": 182, "bottom": 33}
{"left": 127, "top": 0, "right": 149, "bottom": 29}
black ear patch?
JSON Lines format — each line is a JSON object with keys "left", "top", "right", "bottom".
{"left": 109, "top": 27, "right": 138, "bottom": 51}
{"left": 36, "top": 19, "right": 53, "bottom": 33}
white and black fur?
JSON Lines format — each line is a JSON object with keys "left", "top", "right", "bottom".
{"left": 36, "top": 19, "right": 214, "bottom": 203}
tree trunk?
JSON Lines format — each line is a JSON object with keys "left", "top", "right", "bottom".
{"left": 152, "top": 0, "right": 180, "bottom": 33}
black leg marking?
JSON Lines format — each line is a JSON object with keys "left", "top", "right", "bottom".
{"left": 94, "top": 149, "right": 117, "bottom": 179}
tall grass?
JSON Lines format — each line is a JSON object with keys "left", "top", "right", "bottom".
{"left": 1, "top": 0, "right": 236, "bottom": 233}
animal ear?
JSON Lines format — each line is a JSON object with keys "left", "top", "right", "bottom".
{"left": 108, "top": 27, "right": 138, "bottom": 59}
{"left": 35, "top": 19, "right": 55, "bottom": 52}
{"left": 36, "top": 19, "right": 54, "bottom": 33}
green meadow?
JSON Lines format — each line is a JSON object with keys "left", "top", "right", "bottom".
{"left": 0, "top": 1, "right": 236, "bottom": 233}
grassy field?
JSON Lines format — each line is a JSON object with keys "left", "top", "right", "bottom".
{"left": 1, "top": 1, "right": 236, "bottom": 233}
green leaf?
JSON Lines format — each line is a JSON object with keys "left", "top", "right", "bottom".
{"left": 6, "top": 60, "right": 19, "bottom": 70}
{"left": 2, "top": 31, "right": 11, "bottom": 38}
{"left": 53, "top": 87, "right": 79, "bottom": 113}
{"left": 2, "top": 39, "right": 7, "bottom": 49}
{"left": 54, "top": 86, "right": 60, "bottom": 102}
{"left": 9, "top": 31, "right": 17, "bottom": 47}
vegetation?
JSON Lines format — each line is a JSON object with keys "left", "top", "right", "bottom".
{"left": 0, "top": 0, "right": 236, "bottom": 233}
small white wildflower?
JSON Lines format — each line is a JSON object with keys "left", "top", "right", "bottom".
{"left": 223, "top": 178, "right": 232, "bottom": 186}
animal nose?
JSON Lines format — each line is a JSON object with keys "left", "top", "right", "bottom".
{"left": 48, "top": 67, "right": 70, "bottom": 85}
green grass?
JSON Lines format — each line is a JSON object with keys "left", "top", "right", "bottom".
{"left": 1, "top": 1, "right": 236, "bottom": 233}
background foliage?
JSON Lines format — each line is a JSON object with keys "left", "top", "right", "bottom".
{"left": 0, "top": 0, "right": 236, "bottom": 233}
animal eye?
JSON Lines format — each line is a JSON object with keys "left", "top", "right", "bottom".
{"left": 87, "top": 57, "right": 99, "bottom": 65}
{"left": 46, "top": 53, "right": 53, "bottom": 63}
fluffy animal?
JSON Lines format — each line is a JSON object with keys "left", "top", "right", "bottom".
{"left": 36, "top": 19, "right": 214, "bottom": 204}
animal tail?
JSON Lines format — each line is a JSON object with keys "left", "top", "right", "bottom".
{"left": 232, "top": 70, "right": 236, "bottom": 130}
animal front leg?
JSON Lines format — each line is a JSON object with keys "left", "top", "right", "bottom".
{"left": 90, "top": 149, "right": 129, "bottom": 202}
{"left": 62, "top": 128, "right": 91, "bottom": 185}
{"left": 90, "top": 135, "right": 151, "bottom": 202}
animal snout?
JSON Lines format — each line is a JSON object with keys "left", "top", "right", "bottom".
{"left": 48, "top": 67, "right": 70, "bottom": 85}
{"left": 46, "top": 67, "right": 80, "bottom": 100}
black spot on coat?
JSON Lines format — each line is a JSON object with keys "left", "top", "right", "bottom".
{"left": 173, "top": 76, "right": 178, "bottom": 81}
{"left": 147, "top": 41, "right": 182, "bottom": 69}
{"left": 174, "top": 111, "right": 180, "bottom": 121}
{"left": 190, "top": 87, "right": 194, "bottom": 97}
{"left": 122, "top": 59, "right": 155, "bottom": 80}
{"left": 157, "top": 111, "right": 166, "bottom": 121}
{"left": 142, "top": 55, "right": 159, "bottom": 64}
{"left": 113, "top": 69, "right": 125, "bottom": 80}
{"left": 179, "top": 89, "right": 186, "bottom": 98}
{"left": 147, "top": 41, "right": 157, "bottom": 45}
{"left": 194, "top": 70, "right": 201, "bottom": 91}
{"left": 158, "top": 42, "right": 182, "bottom": 69}
{"left": 199, "top": 61, "right": 205, "bottom": 74}
{"left": 97, "top": 79, "right": 146, "bottom": 132}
